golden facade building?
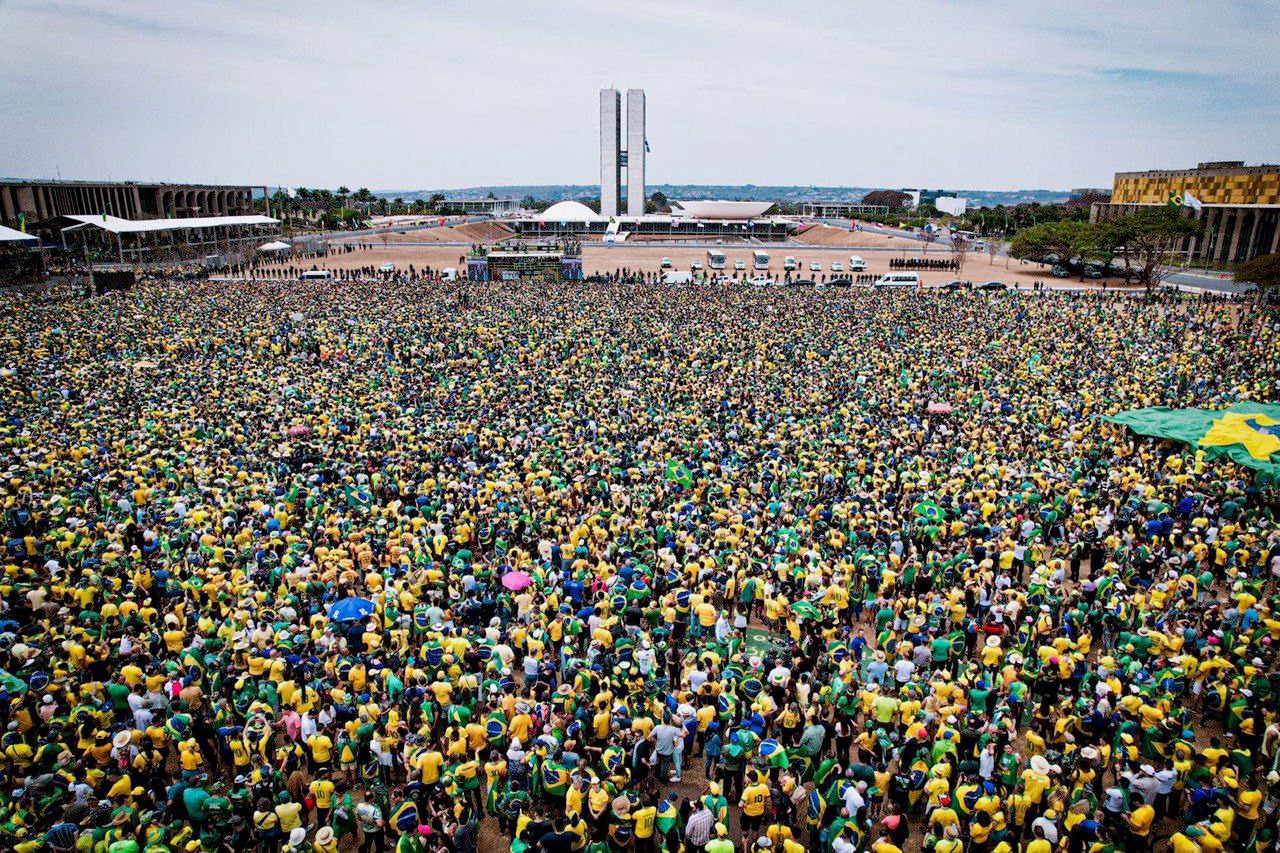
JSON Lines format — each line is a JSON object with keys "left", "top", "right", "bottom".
{"left": 1092, "top": 161, "right": 1280, "bottom": 264}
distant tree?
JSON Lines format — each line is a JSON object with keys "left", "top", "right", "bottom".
{"left": 393, "top": 197, "right": 404, "bottom": 214}
{"left": 336, "top": 186, "right": 350, "bottom": 206}
{"left": 1008, "top": 221, "right": 1089, "bottom": 265}
{"left": 1106, "top": 208, "right": 1200, "bottom": 288}
{"left": 1235, "top": 253, "right": 1280, "bottom": 305}
{"left": 861, "top": 190, "right": 912, "bottom": 209}
{"left": 985, "top": 237, "right": 1000, "bottom": 266}
{"left": 428, "top": 193, "right": 446, "bottom": 211}
{"left": 919, "top": 227, "right": 938, "bottom": 255}
{"left": 951, "top": 235, "right": 969, "bottom": 273}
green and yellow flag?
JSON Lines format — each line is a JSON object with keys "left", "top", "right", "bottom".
{"left": 1104, "top": 403, "right": 1280, "bottom": 480}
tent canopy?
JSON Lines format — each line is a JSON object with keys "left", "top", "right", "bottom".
{"left": 60, "top": 213, "right": 279, "bottom": 235}
{"left": 258, "top": 240, "right": 292, "bottom": 251}
{"left": 0, "top": 224, "right": 37, "bottom": 244}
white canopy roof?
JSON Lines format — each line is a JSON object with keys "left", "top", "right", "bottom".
{"left": 258, "top": 240, "right": 292, "bottom": 251}
{"left": 61, "top": 214, "right": 279, "bottom": 235}
{"left": 0, "top": 224, "right": 37, "bottom": 244}
{"left": 671, "top": 200, "right": 775, "bottom": 220}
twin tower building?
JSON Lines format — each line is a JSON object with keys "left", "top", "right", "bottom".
{"left": 599, "top": 87, "right": 646, "bottom": 219}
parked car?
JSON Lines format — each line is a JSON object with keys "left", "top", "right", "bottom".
{"left": 848, "top": 256, "right": 867, "bottom": 271}
{"left": 690, "top": 260, "right": 703, "bottom": 270}
{"left": 660, "top": 257, "right": 672, "bottom": 268}
{"left": 1082, "top": 266, "right": 1103, "bottom": 279}
{"left": 748, "top": 277, "right": 772, "bottom": 286}
{"left": 790, "top": 278, "right": 816, "bottom": 287}
{"left": 976, "top": 281, "right": 1007, "bottom": 291}
{"left": 809, "top": 261, "right": 822, "bottom": 271}
{"left": 827, "top": 277, "right": 853, "bottom": 287}
{"left": 830, "top": 261, "right": 844, "bottom": 272}
{"left": 1050, "top": 266, "right": 1071, "bottom": 278}
{"left": 734, "top": 259, "right": 746, "bottom": 270}
{"left": 940, "top": 280, "right": 969, "bottom": 290}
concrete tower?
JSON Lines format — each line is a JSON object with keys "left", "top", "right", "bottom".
{"left": 599, "top": 88, "right": 622, "bottom": 218}
{"left": 626, "top": 89, "right": 646, "bottom": 217}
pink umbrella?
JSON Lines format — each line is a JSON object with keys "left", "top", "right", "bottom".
{"left": 287, "top": 425, "right": 312, "bottom": 438}
{"left": 501, "top": 571, "right": 532, "bottom": 591}
{"left": 926, "top": 401, "right": 953, "bottom": 414}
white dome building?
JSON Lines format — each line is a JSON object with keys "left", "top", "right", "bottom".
{"left": 536, "top": 201, "right": 605, "bottom": 223}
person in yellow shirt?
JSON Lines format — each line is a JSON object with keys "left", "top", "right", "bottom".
{"left": 1128, "top": 800, "right": 1155, "bottom": 848}
{"left": 739, "top": 775, "right": 770, "bottom": 837}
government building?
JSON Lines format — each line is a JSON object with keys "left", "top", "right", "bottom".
{"left": 1091, "top": 161, "right": 1280, "bottom": 264}
{"left": 0, "top": 179, "right": 256, "bottom": 231}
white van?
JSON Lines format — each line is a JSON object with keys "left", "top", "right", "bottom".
{"left": 783, "top": 256, "right": 798, "bottom": 271}
{"left": 299, "top": 269, "right": 332, "bottom": 280}
{"left": 873, "top": 272, "right": 920, "bottom": 288}
{"left": 848, "top": 256, "right": 867, "bottom": 271}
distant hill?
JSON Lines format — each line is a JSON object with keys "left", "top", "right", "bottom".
{"left": 374, "top": 184, "right": 1075, "bottom": 208}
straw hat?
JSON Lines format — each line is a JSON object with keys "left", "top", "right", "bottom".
{"left": 112, "top": 731, "right": 132, "bottom": 749}
{"left": 985, "top": 635, "right": 1001, "bottom": 648}
{"left": 315, "top": 827, "right": 335, "bottom": 846}
{"left": 1030, "top": 755, "right": 1051, "bottom": 775}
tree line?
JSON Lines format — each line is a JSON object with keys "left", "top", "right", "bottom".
{"left": 1008, "top": 208, "right": 1200, "bottom": 287}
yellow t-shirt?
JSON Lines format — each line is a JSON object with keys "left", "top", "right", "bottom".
{"left": 741, "top": 783, "right": 769, "bottom": 816}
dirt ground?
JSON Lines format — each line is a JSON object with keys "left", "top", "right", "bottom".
{"left": 259, "top": 242, "right": 1130, "bottom": 289}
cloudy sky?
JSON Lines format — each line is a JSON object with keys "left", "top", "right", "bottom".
{"left": 1, "top": 0, "right": 1276, "bottom": 191}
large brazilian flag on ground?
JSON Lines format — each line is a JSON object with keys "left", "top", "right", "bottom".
{"left": 1104, "top": 403, "right": 1280, "bottom": 481}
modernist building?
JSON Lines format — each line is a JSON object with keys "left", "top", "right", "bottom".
{"left": 798, "top": 201, "right": 889, "bottom": 218}
{"left": 513, "top": 199, "right": 795, "bottom": 241}
{"left": 599, "top": 87, "right": 647, "bottom": 218}
{"left": 0, "top": 179, "right": 256, "bottom": 230}
{"left": 438, "top": 197, "right": 520, "bottom": 216}
{"left": 1091, "top": 162, "right": 1280, "bottom": 264}
{"left": 599, "top": 89, "right": 622, "bottom": 218}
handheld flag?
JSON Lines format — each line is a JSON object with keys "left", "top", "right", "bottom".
{"left": 343, "top": 484, "right": 375, "bottom": 511}
{"left": 1104, "top": 404, "right": 1280, "bottom": 480}
{"left": 664, "top": 460, "right": 693, "bottom": 488}
{"left": 913, "top": 499, "right": 945, "bottom": 522}
{"left": 791, "top": 600, "right": 822, "bottom": 621}
{"left": 1167, "top": 192, "right": 1183, "bottom": 208}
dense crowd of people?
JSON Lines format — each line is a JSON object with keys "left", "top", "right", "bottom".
{"left": 0, "top": 279, "right": 1277, "bottom": 853}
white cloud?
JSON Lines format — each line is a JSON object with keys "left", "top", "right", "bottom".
{"left": 0, "top": 0, "right": 1276, "bottom": 190}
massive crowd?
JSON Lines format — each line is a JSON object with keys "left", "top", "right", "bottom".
{"left": 0, "top": 279, "right": 1277, "bottom": 853}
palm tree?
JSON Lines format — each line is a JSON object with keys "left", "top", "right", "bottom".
{"left": 336, "top": 186, "right": 350, "bottom": 208}
{"left": 393, "top": 197, "right": 405, "bottom": 214}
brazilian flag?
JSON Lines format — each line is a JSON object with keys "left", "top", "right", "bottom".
{"left": 913, "top": 499, "right": 945, "bottom": 522}
{"left": 665, "top": 460, "right": 693, "bottom": 488}
{"left": 1104, "top": 403, "right": 1280, "bottom": 481}
{"left": 343, "top": 484, "right": 375, "bottom": 511}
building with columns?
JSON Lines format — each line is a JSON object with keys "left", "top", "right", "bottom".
{"left": 0, "top": 179, "right": 256, "bottom": 231}
{"left": 1091, "top": 162, "right": 1280, "bottom": 264}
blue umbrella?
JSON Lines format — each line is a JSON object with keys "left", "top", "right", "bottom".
{"left": 328, "top": 597, "right": 375, "bottom": 623}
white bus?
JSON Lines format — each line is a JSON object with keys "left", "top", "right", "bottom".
{"left": 706, "top": 250, "right": 726, "bottom": 270}
{"left": 752, "top": 250, "right": 770, "bottom": 270}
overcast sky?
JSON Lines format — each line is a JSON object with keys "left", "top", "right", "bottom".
{"left": 1, "top": 0, "right": 1276, "bottom": 191}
